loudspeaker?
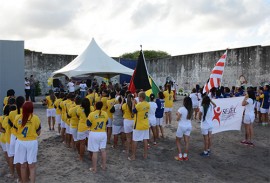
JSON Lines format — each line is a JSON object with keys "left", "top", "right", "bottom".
{"left": 53, "top": 79, "right": 60, "bottom": 87}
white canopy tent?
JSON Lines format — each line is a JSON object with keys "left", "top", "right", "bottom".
{"left": 52, "top": 38, "right": 134, "bottom": 78}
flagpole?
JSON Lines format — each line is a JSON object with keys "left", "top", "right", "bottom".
{"left": 140, "top": 45, "right": 150, "bottom": 76}
{"left": 220, "top": 48, "right": 228, "bottom": 87}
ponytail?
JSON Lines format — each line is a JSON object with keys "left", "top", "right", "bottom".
{"left": 22, "top": 102, "right": 33, "bottom": 127}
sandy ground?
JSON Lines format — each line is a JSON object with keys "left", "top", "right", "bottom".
{"left": 0, "top": 96, "right": 270, "bottom": 183}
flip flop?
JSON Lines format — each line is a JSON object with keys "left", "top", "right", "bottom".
{"left": 100, "top": 165, "right": 106, "bottom": 171}
{"left": 89, "top": 168, "right": 96, "bottom": 173}
{"left": 128, "top": 157, "right": 135, "bottom": 161}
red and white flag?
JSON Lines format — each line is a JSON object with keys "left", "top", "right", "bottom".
{"left": 203, "top": 50, "right": 227, "bottom": 93}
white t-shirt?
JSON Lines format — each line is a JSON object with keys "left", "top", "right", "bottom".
{"left": 135, "top": 97, "right": 139, "bottom": 104}
{"left": 190, "top": 93, "right": 199, "bottom": 107}
{"left": 25, "top": 81, "right": 30, "bottom": 89}
{"left": 148, "top": 102, "right": 157, "bottom": 120}
{"left": 67, "top": 82, "right": 75, "bottom": 92}
{"left": 79, "top": 83, "right": 87, "bottom": 91}
{"left": 177, "top": 107, "right": 191, "bottom": 127}
{"left": 245, "top": 98, "right": 255, "bottom": 117}
{"left": 200, "top": 105, "right": 213, "bottom": 128}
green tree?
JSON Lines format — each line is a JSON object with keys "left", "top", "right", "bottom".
{"left": 120, "top": 50, "right": 170, "bottom": 60}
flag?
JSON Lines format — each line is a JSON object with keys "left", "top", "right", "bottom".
{"left": 145, "top": 75, "right": 160, "bottom": 100}
{"left": 128, "top": 50, "right": 151, "bottom": 93}
{"left": 211, "top": 97, "right": 245, "bottom": 134}
{"left": 203, "top": 50, "right": 227, "bottom": 93}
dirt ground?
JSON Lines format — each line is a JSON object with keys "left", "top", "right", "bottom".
{"left": 0, "top": 96, "right": 269, "bottom": 183}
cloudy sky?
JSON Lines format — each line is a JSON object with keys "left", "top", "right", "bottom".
{"left": 1, "top": 0, "right": 270, "bottom": 57}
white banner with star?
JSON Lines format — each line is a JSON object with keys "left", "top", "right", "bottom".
{"left": 212, "top": 97, "right": 245, "bottom": 134}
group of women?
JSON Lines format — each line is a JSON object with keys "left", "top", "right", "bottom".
{"left": 1, "top": 89, "right": 41, "bottom": 183}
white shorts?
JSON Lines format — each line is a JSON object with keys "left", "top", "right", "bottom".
{"left": 14, "top": 140, "right": 38, "bottom": 164}
{"left": 149, "top": 117, "right": 157, "bottom": 127}
{"left": 124, "top": 119, "right": 134, "bottom": 133}
{"left": 192, "top": 105, "right": 199, "bottom": 109}
{"left": 243, "top": 114, "right": 255, "bottom": 124}
{"left": 112, "top": 125, "right": 124, "bottom": 135}
{"left": 260, "top": 108, "right": 269, "bottom": 114}
{"left": 164, "top": 108, "right": 172, "bottom": 113}
{"left": 65, "top": 124, "right": 71, "bottom": 134}
{"left": 156, "top": 118, "right": 163, "bottom": 126}
{"left": 88, "top": 132, "right": 107, "bottom": 152}
{"left": 133, "top": 129, "right": 149, "bottom": 141}
{"left": 9, "top": 134, "right": 17, "bottom": 157}
{"left": 77, "top": 131, "right": 89, "bottom": 140}
{"left": 201, "top": 127, "right": 213, "bottom": 135}
{"left": 176, "top": 125, "right": 192, "bottom": 138}
{"left": 1, "top": 142, "right": 7, "bottom": 152}
{"left": 70, "top": 127, "right": 78, "bottom": 141}
{"left": 47, "top": 108, "right": 56, "bottom": 117}
{"left": 107, "top": 118, "right": 112, "bottom": 128}
{"left": 56, "top": 114, "right": 61, "bottom": 124}
{"left": 256, "top": 102, "right": 261, "bottom": 111}
{"left": 61, "top": 120, "right": 66, "bottom": 128}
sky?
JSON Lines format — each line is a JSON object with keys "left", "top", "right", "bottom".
{"left": 1, "top": 0, "right": 270, "bottom": 57}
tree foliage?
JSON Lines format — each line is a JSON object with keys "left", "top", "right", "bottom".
{"left": 120, "top": 50, "right": 170, "bottom": 60}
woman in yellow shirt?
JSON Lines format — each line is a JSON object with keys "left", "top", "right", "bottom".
{"left": 163, "top": 84, "right": 174, "bottom": 125}
{"left": 77, "top": 98, "right": 94, "bottom": 161}
{"left": 122, "top": 94, "right": 134, "bottom": 156}
{"left": 54, "top": 93, "right": 64, "bottom": 135}
{"left": 14, "top": 102, "right": 41, "bottom": 183}
{"left": 87, "top": 101, "right": 108, "bottom": 173}
{"left": 106, "top": 91, "right": 115, "bottom": 144}
{"left": 129, "top": 92, "right": 150, "bottom": 161}
{"left": 43, "top": 90, "right": 56, "bottom": 131}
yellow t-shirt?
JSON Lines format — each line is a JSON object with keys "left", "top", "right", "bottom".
{"left": 0, "top": 116, "right": 6, "bottom": 143}
{"left": 61, "top": 99, "right": 72, "bottom": 123}
{"left": 88, "top": 110, "right": 108, "bottom": 132}
{"left": 66, "top": 101, "right": 75, "bottom": 125}
{"left": 14, "top": 114, "right": 41, "bottom": 141}
{"left": 3, "top": 97, "right": 9, "bottom": 106}
{"left": 2, "top": 116, "right": 12, "bottom": 143}
{"left": 163, "top": 90, "right": 174, "bottom": 108}
{"left": 101, "top": 97, "right": 108, "bottom": 111}
{"left": 68, "top": 105, "right": 80, "bottom": 129}
{"left": 54, "top": 98, "right": 62, "bottom": 115}
{"left": 77, "top": 106, "right": 95, "bottom": 132}
{"left": 86, "top": 93, "right": 99, "bottom": 106}
{"left": 122, "top": 103, "right": 134, "bottom": 120}
{"left": 134, "top": 101, "right": 150, "bottom": 130}
{"left": 106, "top": 98, "right": 115, "bottom": 119}
{"left": 9, "top": 109, "right": 22, "bottom": 136}
{"left": 46, "top": 96, "right": 55, "bottom": 109}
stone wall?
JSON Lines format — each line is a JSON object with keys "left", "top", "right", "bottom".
{"left": 24, "top": 45, "right": 270, "bottom": 94}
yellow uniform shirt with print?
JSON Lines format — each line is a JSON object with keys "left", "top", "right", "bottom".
{"left": 77, "top": 106, "right": 95, "bottom": 132}
{"left": 3, "top": 97, "right": 9, "bottom": 106}
{"left": 68, "top": 105, "right": 80, "bottom": 129}
{"left": 107, "top": 98, "right": 115, "bottom": 119}
{"left": 122, "top": 103, "right": 134, "bottom": 120}
{"left": 54, "top": 98, "right": 62, "bottom": 115}
{"left": 134, "top": 101, "right": 150, "bottom": 130}
{"left": 86, "top": 93, "right": 99, "bottom": 106}
{"left": 9, "top": 109, "right": 22, "bottom": 136}
{"left": 46, "top": 96, "right": 55, "bottom": 109}
{"left": 2, "top": 116, "right": 12, "bottom": 143}
{"left": 14, "top": 114, "right": 41, "bottom": 141}
{"left": 61, "top": 99, "right": 71, "bottom": 123}
{"left": 0, "top": 116, "right": 6, "bottom": 144}
{"left": 88, "top": 110, "right": 108, "bottom": 132}
{"left": 101, "top": 97, "right": 108, "bottom": 111}
{"left": 66, "top": 101, "right": 75, "bottom": 126}
{"left": 163, "top": 91, "right": 174, "bottom": 108}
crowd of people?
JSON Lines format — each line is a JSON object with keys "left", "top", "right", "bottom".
{"left": 0, "top": 79, "right": 269, "bottom": 182}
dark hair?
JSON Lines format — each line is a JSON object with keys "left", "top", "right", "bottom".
{"left": 81, "top": 98, "right": 90, "bottom": 117}
{"left": 109, "top": 91, "right": 116, "bottom": 99}
{"left": 95, "top": 101, "right": 103, "bottom": 116}
{"left": 118, "top": 96, "right": 122, "bottom": 104}
{"left": 49, "top": 90, "right": 56, "bottom": 103}
{"left": 7, "top": 89, "right": 15, "bottom": 97}
{"left": 16, "top": 96, "right": 25, "bottom": 114}
{"left": 135, "top": 89, "right": 140, "bottom": 94}
{"left": 127, "top": 94, "right": 133, "bottom": 113}
{"left": 167, "top": 84, "right": 171, "bottom": 94}
{"left": 192, "top": 88, "right": 196, "bottom": 93}
{"left": 225, "top": 87, "right": 230, "bottom": 93}
{"left": 183, "top": 97, "right": 193, "bottom": 120}
{"left": 8, "top": 97, "right": 16, "bottom": 105}
{"left": 55, "top": 92, "right": 60, "bottom": 98}
{"left": 75, "top": 96, "right": 82, "bottom": 105}
{"left": 247, "top": 89, "right": 256, "bottom": 102}
{"left": 3, "top": 105, "right": 10, "bottom": 116}
{"left": 22, "top": 102, "right": 33, "bottom": 127}
{"left": 59, "top": 92, "right": 65, "bottom": 99}
{"left": 150, "top": 94, "right": 155, "bottom": 101}
{"left": 88, "top": 88, "right": 93, "bottom": 94}
{"left": 158, "top": 92, "right": 165, "bottom": 99}
{"left": 201, "top": 96, "right": 211, "bottom": 121}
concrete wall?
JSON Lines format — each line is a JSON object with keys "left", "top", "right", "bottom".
{"left": 25, "top": 45, "right": 270, "bottom": 94}
{"left": 0, "top": 40, "right": 25, "bottom": 114}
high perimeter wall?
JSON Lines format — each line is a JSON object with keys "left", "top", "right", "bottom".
{"left": 24, "top": 45, "right": 270, "bottom": 94}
